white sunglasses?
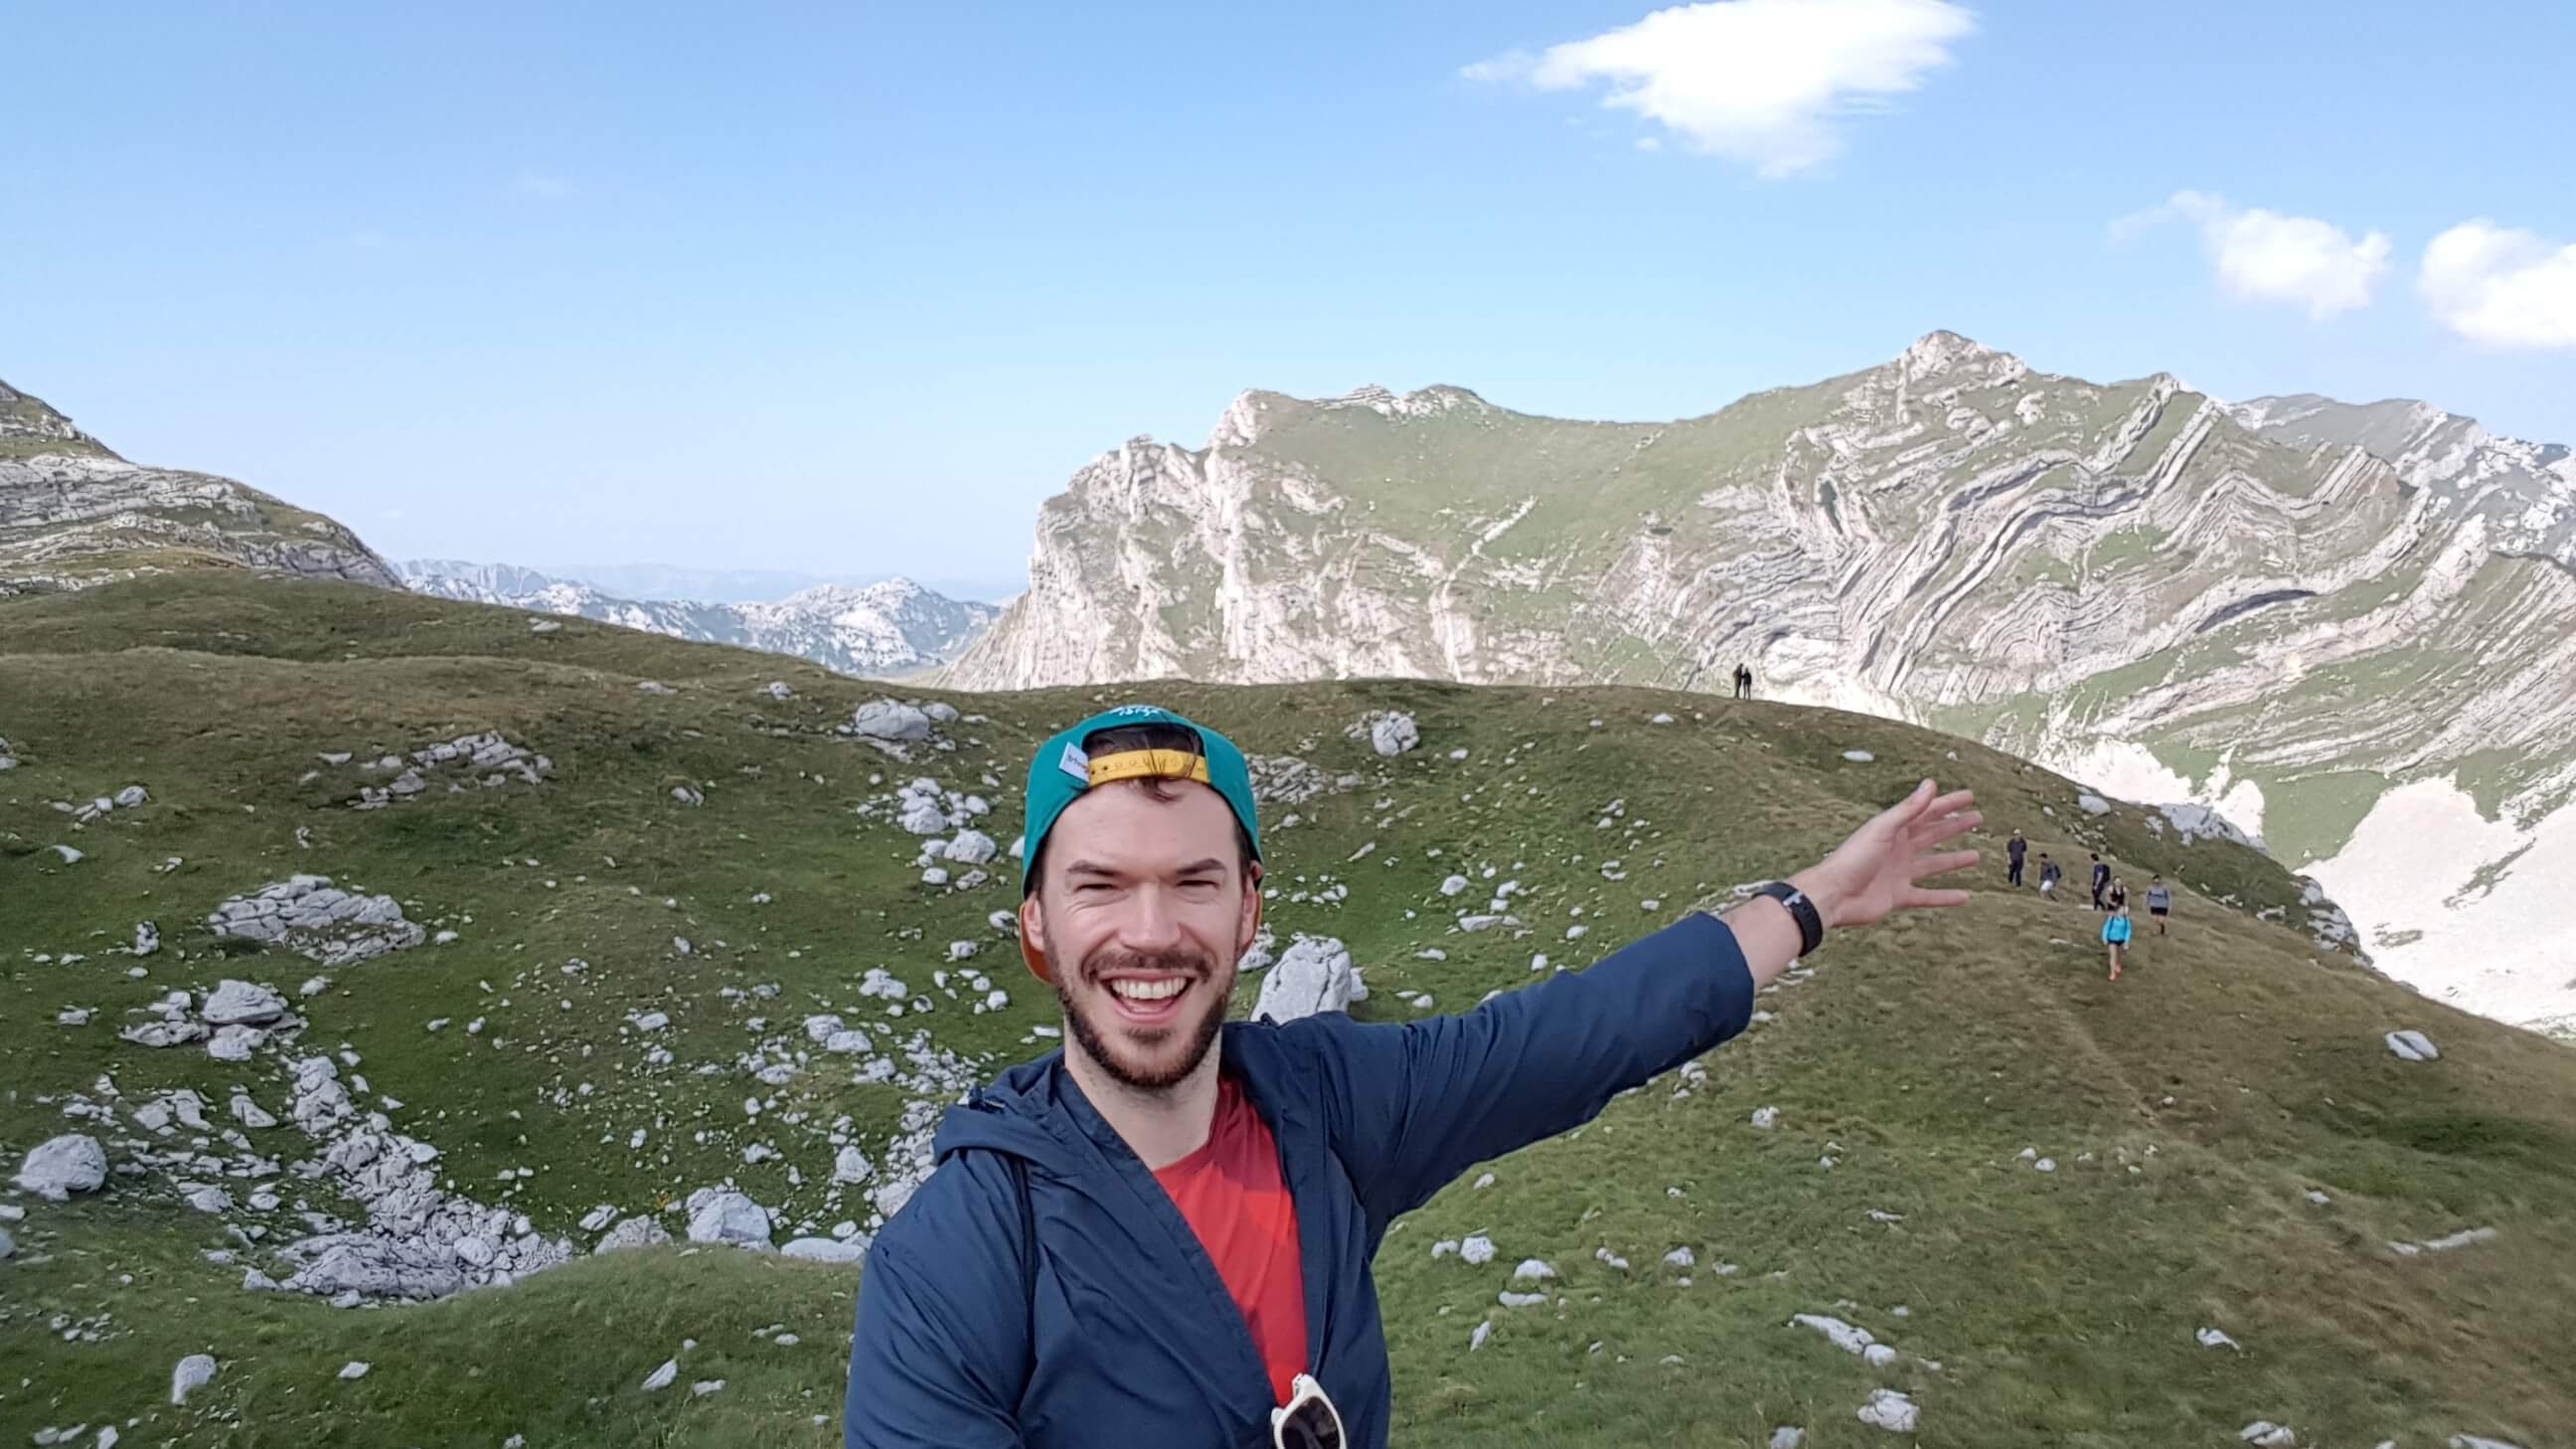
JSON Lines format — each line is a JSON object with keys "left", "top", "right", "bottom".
{"left": 1270, "top": 1372, "right": 1346, "bottom": 1449}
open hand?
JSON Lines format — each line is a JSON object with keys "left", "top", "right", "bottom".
{"left": 1791, "top": 779, "right": 1982, "bottom": 931}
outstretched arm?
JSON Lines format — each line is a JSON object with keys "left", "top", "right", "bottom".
{"left": 1304, "top": 780, "right": 1980, "bottom": 1226}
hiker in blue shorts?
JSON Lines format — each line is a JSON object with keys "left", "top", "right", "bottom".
{"left": 2102, "top": 904, "right": 2133, "bottom": 981}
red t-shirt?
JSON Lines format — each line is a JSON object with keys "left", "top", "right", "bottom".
{"left": 1153, "top": 1074, "right": 1309, "bottom": 1405}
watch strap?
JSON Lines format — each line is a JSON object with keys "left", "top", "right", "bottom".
{"left": 1755, "top": 881, "right": 1826, "bottom": 957}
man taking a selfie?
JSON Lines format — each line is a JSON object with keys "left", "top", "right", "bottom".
{"left": 844, "top": 705, "right": 1981, "bottom": 1448}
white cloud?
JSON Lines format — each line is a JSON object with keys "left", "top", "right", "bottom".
{"left": 2117, "top": 191, "right": 2389, "bottom": 320}
{"left": 1462, "top": 0, "right": 1974, "bottom": 177}
{"left": 2420, "top": 220, "right": 2576, "bottom": 349}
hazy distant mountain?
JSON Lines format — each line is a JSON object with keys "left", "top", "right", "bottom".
{"left": 399, "top": 560, "right": 997, "bottom": 678}
{"left": 538, "top": 562, "right": 1020, "bottom": 605}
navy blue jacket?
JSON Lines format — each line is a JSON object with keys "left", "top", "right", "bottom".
{"left": 843, "top": 911, "right": 1756, "bottom": 1448}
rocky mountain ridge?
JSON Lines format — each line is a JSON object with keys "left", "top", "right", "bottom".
{"left": 1, "top": 379, "right": 402, "bottom": 595}
{"left": 940, "top": 334, "right": 2576, "bottom": 1031}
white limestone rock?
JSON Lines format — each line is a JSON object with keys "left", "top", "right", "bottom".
{"left": 1857, "top": 1389, "right": 1919, "bottom": 1432}
{"left": 852, "top": 701, "right": 934, "bottom": 742}
{"left": 595, "top": 1216, "right": 674, "bottom": 1254}
{"left": 204, "top": 979, "right": 289, "bottom": 1027}
{"left": 782, "top": 1236, "right": 869, "bottom": 1263}
{"left": 685, "top": 1189, "right": 773, "bottom": 1247}
{"left": 15, "top": 1134, "right": 107, "bottom": 1201}
{"left": 170, "top": 1354, "right": 218, "bottom": 1405}
{"left": 206, "top": 876, "right": 427, "bottom": 966}
{"left": 1250, "top": 936, "right": 1366, "bottom": 1023}
{"left": 2385, "top": 1030, "right": 2439, "bottom": 1061}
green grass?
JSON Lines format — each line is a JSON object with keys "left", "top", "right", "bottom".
{"left": 4, "top": 573, "right": 2572, "bottom": 1448}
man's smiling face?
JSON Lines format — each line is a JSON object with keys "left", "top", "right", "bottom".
{"left": 1023, "top": 777, "right": 1260, "bottom": 1093}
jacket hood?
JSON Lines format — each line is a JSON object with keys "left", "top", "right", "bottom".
{"left": 930, "top": 1050, "right": 1096, "bottom": 1177}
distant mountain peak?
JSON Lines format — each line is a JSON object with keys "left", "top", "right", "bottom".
{"left": 1213, "top": 383, "right": 1494, "bottom": 450}
{"left": 1893, "top": 330, "right": 2020, "bottom": 386}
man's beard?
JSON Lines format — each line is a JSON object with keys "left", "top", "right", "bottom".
{"left": 1050, "top": 935, "right": 1232, "bottom": 1094}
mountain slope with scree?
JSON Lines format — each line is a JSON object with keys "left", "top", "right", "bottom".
{"left": 4, "top": 573, "right": 2571, "bottom": 1447}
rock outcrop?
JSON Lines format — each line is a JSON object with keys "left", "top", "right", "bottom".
{"left": 2, "top": 378, "right": 401, "bottom": 593}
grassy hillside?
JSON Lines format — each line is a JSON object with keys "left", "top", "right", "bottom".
{"left": 4, "top": 574, "right": 2571, "bottom": 1448}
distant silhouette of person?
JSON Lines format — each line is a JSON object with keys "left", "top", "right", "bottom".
{"left": 2103, "top": 904, "right": 2133, "bottom": 981}
{"left": 1733, "top": 663, "right": 1754, "bottom": 700}
{"left": 2007, "top": 829, "right": 2027, "bottom": 887}
{"left": 2146, "top": 876, "right": 2173, "bottom": 934}
{"left": 2037, "top": 855, "right": 2061, "bottom": 898}
{"left": 2089, "top": 853, "right": 2111, "bottom": 911}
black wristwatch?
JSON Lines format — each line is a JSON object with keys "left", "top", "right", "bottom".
{"left": 1753, "top": 882, "right": 1826, "bottom": 958}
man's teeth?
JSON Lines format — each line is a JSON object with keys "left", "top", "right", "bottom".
{"left": 1110, "top": 978, "right": 1186, "bottom": 1002}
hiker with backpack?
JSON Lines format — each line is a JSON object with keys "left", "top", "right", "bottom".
{"left": 2146, "top": 876, "right": 2173, "bottom": 933}
{"left": 2037, "top": 853, "right": 2061, "bottom": 898}
{"left": 842, "top": 705, "right": 1983, "bottom": 1449}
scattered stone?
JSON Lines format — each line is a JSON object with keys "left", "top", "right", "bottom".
{"left": 1512, "top": 1259, "right": 1555, "bottom": 1282}
{"left": 2240, "top": 1422, "right": 2296, "bottom": 1447}
{"left": 170, "top": 1354, "right": 218, "bottom": 1405}
{"left": 207, "top": 876, "right": 427, "bottom": 965}
{"left": 1770, "top": 1430, "right": 1806, "bottom": 1449}
{"left": 1250, "top": 936, "right": 1367, "bottom": 1023}
{"left": 1357, "top": 711, "right": 1420, "bottom": 756}
{"left": 1469, "top": 1320, "right": 1492, "bottom": 1352}
{"left": 834, "top": 1146, "right": 877, "bottom": 1185}
{"left": 15, "top": 1134, "right": 107, "bottom": 1201}
{"left": 1498, "top": 1291, "right": 1548, "bottom": 1309}
{"left": 2198, "top": 1327, "right": 2241, "bottom": 1350}
{"left": 596, "top": 1216, "right": 673, "bottom": 1254}
{"left": 1473, "top": 1173, "right": 1495, "bottom": 1190}
{"left": 765, "top": 681, "right": 793, "bottom": 700}
{"left": 946, "top": 830, "right": 1000, "bottom": 866}
{"left": 50, "top": 844, "right": 82, "bottom": 865}
{"left": 133, "top": 921, "right": 160, "bottom": 955}
{"left": 1752, "top": 1106, "right": 1780, "bottom": 1130}
{"left": 1664, "top": 1246, "right": 1694, "bottom": 1268}
{"left": 1857, "top": 1389, "right": 1919, "bottom": 1432}
{"left": 204, "top": 979, "right": 290, "bottom": 1027}
{"left": 2077, "top": 793, "right": 2113, "bottom": 816}
{"left": 530, "top": 619, "right": 562, "bottom": 633}
{"left": 1841, "top": 750, "right": 1875, "bottom": 763}
{"left": 685, "top": 1189, "right": 773, "bottom": 1247}
{"left": 637, "top": 681, "right": 677, "bottom": 695}
{"left": 1440, "top": 875, "right": 1471, "bottom": 897}
{"left": 693, "top": 1379, "right": 726, "bottom": 1396}
{"left": 2385, "top": 1030, "right": 2439, "bottom": 1061}
{"left": 1460, "top": 1234, "right": 1496, "bottom": 1266}
{"left": 339, "top": 1362, "right": 371, "bottom": 1379}
{"left": 852, "top": 701, "right": 934, "bottom": 742}
{"left": 782, "top": 1236, "right": 869, "bottom": 1263}
{"left": 642, "top": 1360, "right": 679, "bottom": 1391}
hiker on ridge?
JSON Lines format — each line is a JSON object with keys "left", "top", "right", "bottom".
{"left": 1734, "top": 662, "right": 1755, "bottom": 700}
{"left": 2007, "top": 829, "right": 2026, "bottom": 887}
{"left": 842, "top": 705, "right": 1982, "bottom": 1449}
{"left": 2146, "top": 875, "right": 2173, "bottom": 934}
{"left": 2090, "top": 852, "right": 2111, "bottom": 911}
{"left": 2103, "top": 901, "right": 2134, "bottom": 981}
{"left": 2037, "top": 854, "right": 2062, "bottom": 897}
{"left": 2106, "top": 876, "right": 2128, "bottom": 916}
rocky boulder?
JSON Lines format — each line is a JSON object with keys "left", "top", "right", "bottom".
{"left": 206, "top": 876, "right": 427, "bottom": 965}
{"left": 595, "top": 1215, "right": 674, "bottom": 1254}
{"left": 684, "top": 1189, "right": 773, "bottom": 1247}
{"left": 1251, "top": 936, "right": 1368, "bottom": 1024}
{"left": 202, "top": 979, "right": 289, "bottom": 1028}
{"left": 851, "top": 701, "right": 933, "bottom": 742}
{"left": 15, "top": 1134, "right": 107, "bottom": 1201}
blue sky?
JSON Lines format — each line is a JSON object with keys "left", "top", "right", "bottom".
{"left": 7, "top": 1, "right": 2572, "bottom": 600}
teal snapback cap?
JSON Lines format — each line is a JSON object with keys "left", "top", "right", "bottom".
{"left": 1020, "top": 705, "right": 1262, "bottom": 898}
{"left": 1016, "top": 705, "right": 1264, "bottom": 981}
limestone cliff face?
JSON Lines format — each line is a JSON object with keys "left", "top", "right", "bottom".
{"left": 944, "top": 335, "right": 2576, "bottom": 1029}
{"left": 2, "top": 378, "right": 402, "bottom": 593}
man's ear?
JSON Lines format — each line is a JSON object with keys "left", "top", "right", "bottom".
{"left": 1237, "top": 860, "right": 1264, "bottom": 956}
{"left": 1018, "top": 890, "right": 1050, "bottom": 983}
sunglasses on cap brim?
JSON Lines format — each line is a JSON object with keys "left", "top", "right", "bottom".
{"left": 1271, "top": 1372, "right": 1345, "bottom": 1449}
